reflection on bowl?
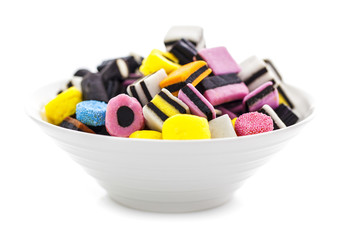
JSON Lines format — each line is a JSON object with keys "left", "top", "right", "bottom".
{"left": 26, "top": 80, "right": 315, "bottom": 213}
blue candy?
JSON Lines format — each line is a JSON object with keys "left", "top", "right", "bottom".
{"left": 76, "top": 100, "right": 107, "bottom": 126}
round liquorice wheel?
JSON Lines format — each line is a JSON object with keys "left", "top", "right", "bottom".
{"left": 105, "top": 94, "right": 144, "bottom": 137}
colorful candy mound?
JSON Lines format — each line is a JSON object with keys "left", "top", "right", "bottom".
{"left": 44, "top": 26, "right": 300, "bottom": 139}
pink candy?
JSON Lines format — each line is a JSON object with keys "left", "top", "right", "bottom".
{"left": 235, "top": 112, "right": 273, "bottom": 136}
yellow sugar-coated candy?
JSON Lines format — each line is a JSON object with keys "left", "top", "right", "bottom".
{"left": 129, "top": 130, "right": 162, "bottom": 139}
{"left": 231, "top": 117, "right": 237, "bottom": 128}
{"left": 45, "top": 87, "right": 82, "bottom": 125}
{"left": 139, "top": 49, "right": 180, "bottom": 75}
{"left": 162, "top": 114, "right": 211, "bottom": 140}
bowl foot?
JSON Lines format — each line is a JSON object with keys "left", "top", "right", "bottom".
{"left": 108, "top": 194, "right": 233, "bottom": 213}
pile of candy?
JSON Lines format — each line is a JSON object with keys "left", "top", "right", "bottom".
{"left": 44, "top": 26, "right": 299, "bottom": 140}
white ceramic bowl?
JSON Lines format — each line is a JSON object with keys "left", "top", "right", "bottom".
{"left": 26, "top": 80, "right": 315, "bottom": 213}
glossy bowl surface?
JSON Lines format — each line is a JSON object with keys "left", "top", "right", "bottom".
{"left": 26, "top": 80, "right": 315, "bottom": 212}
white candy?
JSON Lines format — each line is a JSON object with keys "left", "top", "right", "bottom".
{"left": 209, "top": 114, "right": 237, "bottom": 139}
{"left": 164, "top": 25, "right": 205, "bottom": 51}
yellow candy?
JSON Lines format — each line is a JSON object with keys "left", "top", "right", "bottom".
{"left": 45, "top": 87, "right": 82, "bottom": 125}
{"left": 139, "top": 49, "right": 180, "bottom": 75}
{"left": 231, "top": 117, "right": 237, "bottom": 128}
{"left": 162, "top": 114, "right": 211, "bottom": 140}
{"left": 278, "top": 92, "right": 290, "bottom": 108}
{"left": 129, "top": 130, "right": 162, "bottom": 139}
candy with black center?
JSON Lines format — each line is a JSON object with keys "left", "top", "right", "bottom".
{"left": 242, "top": 81, "right": 279, "bottom": 112}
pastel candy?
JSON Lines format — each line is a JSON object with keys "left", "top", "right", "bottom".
{"left": 105, "top": 94, "right": 145, "bottom": 137}
{"left": 164, "top": 25, "right": 205, "bottom": 51}
{"left": 59, "top": 116, "right": 95, "bottom": 134}
{"left": 234, "top": 112, "right": 273, "bottom": 136}
{"left": 264, "top": 59, "right": 282, "bottom": 81}
{"left": 215, "top": 107, "right": 237, "bottom": 119}
{"left": 45, "top": 87, "right": 82, "bottom": 125}
{"left": 81, "top": 73, "right": 109, "bottom": 102}
{"left": 142, "top": 88, "right": 190, "bottom": 131}
{"left": 274, "top": 104, "right": 299, "bottom": 126}
{"left": 178, "top": 83, "right": 216, "bottom": 121}
{"left": 160, "top": 60, "right": 212, "bottom": 96}
{"left": 196, "top": 47, "right": 240, "bottom": 75}
{"left": 162, "top": 114, "right": 211, "bottom": 140}
{"left": 139, "top": 49, "right": 180, "bottom": 75}
{"left": 129, "top": 130, "right": 162, "bottom": 139}
{"left": 127, "top": 69, "right": 167, "bottom": 106}
{"left": 276, "top": 82, "right": 296, "bottom": 109}
{"left": 238, "top": 56, "right": 281, "bottom": 92}
{"left": 169, "top": 39, "right": 198, "bottom": 65}
{"left": 76, "top": 100, "right": 107, "bottom": 126}
{"left": 196, "top": 74, "right": 249, "bottom": 106}
{"left": 209, "top": 114, "right": 237, "bottom": 139}
{"left": 242, "top": 81, "right": 279, "bottom": 112}
{"left": 258, "top": 104, "right": 286, "bottom": 130}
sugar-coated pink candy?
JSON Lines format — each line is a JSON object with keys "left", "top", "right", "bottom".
{"left": 234, "top": 112, "right": 273, "bottom": 136}
{"left": 105, "top": 94, "right": 144, "bottom": 137}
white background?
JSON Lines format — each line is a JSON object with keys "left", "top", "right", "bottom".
{"left": 1, "top": 0, "right": 359, "bottom": 239}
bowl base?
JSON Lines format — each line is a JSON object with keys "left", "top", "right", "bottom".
{"left": 108, "top": 194, "right": 233, "bottom": 213}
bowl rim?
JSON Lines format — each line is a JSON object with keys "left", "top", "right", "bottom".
{"left": 25, "top": 80, "right": 316, "bottom": 144}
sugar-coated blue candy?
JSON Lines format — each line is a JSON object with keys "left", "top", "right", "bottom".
{"left": 76, "top": 100, "right": 107, "bottom": 126}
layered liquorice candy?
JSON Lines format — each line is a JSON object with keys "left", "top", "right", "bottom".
{"left": 209, "top": 114, "right": 237, "bottom": 139}
{"left": 159, "top": 60, "right": 211, "bottom": 96}
{"left": 242, "top": 81, "right": 279, "bottom": 112}
{"left": 164, "top": 25, "right": 205, "bottom": 51}
{"left": 169, "top": 39, "right": 198, "bottom": 65}
{"left": 139, "top": 49, "right": 180, "bottom": 75}
{"left": 57, "top": 69, "right": 91, "bottom": 95}
{"left": 105, "top": 94, "right": 145, "bottom": 137}
{"left": 76, "top": 100, "right": 107, "bottom": 127}
{"left": 178, "top": 83, "right": 216, "bottom": 121}
{"left": 126, "top": 69, "right": 167, "bottom": 106}
{"left": 258, "top": 104, "right": 286, "bottom": 130}
{"left": 59, "top": 116, "right": 95, "bottom": 134}
{"left": 276, "top": 82, "right": 296, "bottom": 109}
{"left": 196, "top": 74, "right": 249, "bottom": 106}
{"left": 196, "top": 46, "right": 241, "bottom": 75}
{"left": 143, "top": 88, "right": 190, "bottom": 131}
{"left": 274, "top": 104, "right": 299, "bottom": 126}
{"left": 238, "top": 56, "right": 281, "bottom": 92}
{"left": 81, "top": 73, "right": 109, "bottom": 102}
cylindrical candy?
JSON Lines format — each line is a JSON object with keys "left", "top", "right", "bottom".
{"left": 76, "top": 100, "right": 107, "bottom": 126}
{"left": 105, "top": 94, "right": 145, "bottom": 137}
{"left": 129, "top": 130, "right": 162, "bottom": 139}
{"left": 234, "top": 112, "right": 273, "bottom": 136}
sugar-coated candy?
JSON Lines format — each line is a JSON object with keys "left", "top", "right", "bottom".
{"left": 242, "top": 81, "right": 279, "bottom": 112}
{"left": 238, "top": 56, "right": 281, "bottom": 92}
{"left": 81, "top": 73, "right": 109, "bottom": 102}
{"left": 143, "top": 89, "right": 190, "bottom": 131}
{"left": 162, "top": 114, "right": 211, "bottom": 140}
{"left": 105, "top": 94, "right": 145, "bottom": 137}
{"left": 164, "top": 25, "right": 205, "bottom": 51}
{"left": 196, "top": 47, "right": 241, "bottom": 75}
{"left": 129, "top": 130, "right": 162, "bottom": 139}
{"left": 76, "top": 100, "right": 107, "bottom": 127}
{"left": 178, "top": 83, "right": 216, "bottom": 121}
{"left": 169, "top": 39, "right": 198, "bottom": 65}
{"left": 235, "top": 112, "right": 273, "bottom": 136}
{"left": 258, "top": 104, "right": 286, "bottom": 130}
{"left": 196, "top": 74, "right": 249, "bottom": 106}
{"left": 160, "top": 60, "right": 212, "bottom": 96}
{"left": 59, "top": 116, "right": 95, "bottom": 134}
{"left": 209, "top": 114, "right": 237, "bottom": 139}
{"left": 127, "top": 69, "right": 167, "bottom": 106}
{"left": 45, "top": 87, "right": 82, "bottom": 125}
{"left": 139, "top": 49, "right": 180, "bottom": 75}
{"left": 274, "top": 104, "right": 299, "bottom": 126}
